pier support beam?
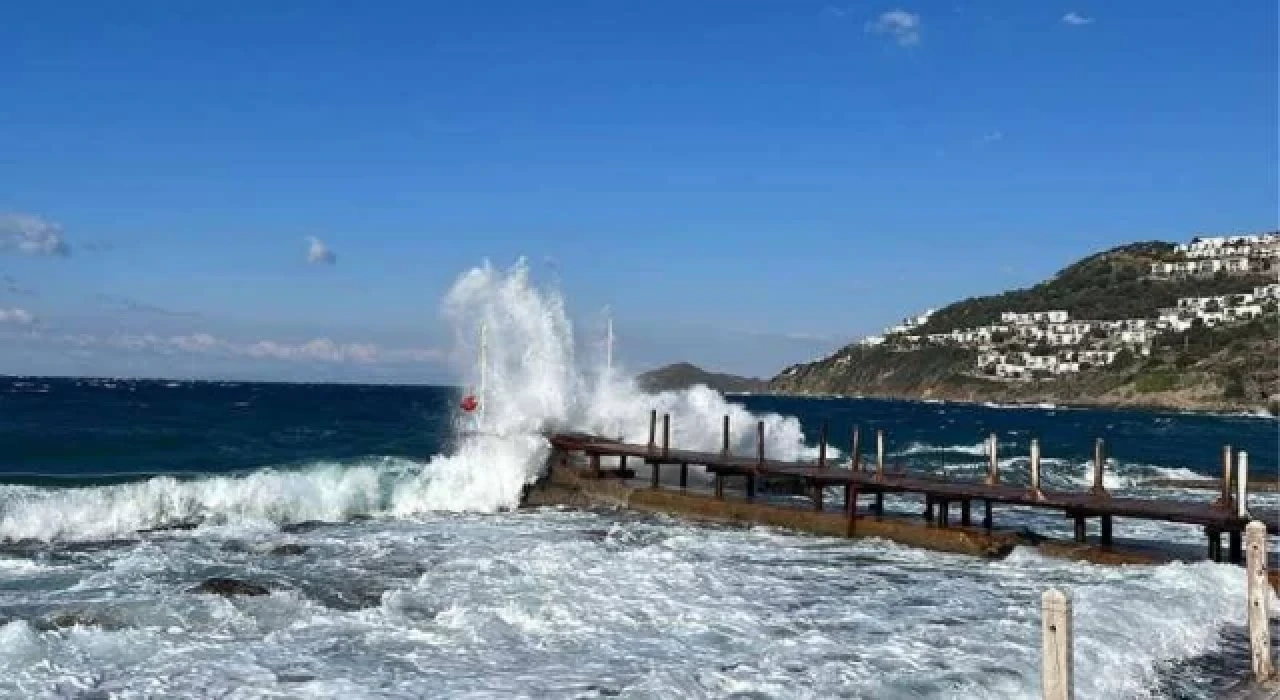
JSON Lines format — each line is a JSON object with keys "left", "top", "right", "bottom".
{"left": 874, "top": 492, "right": 884, "bottom": 515}
{"left": 845, "top": 484, "right": 859, "bottom": 537}
{"left": 960, "top": 499, "right": 971, "bottom": 527}
{"left": 745, "top": 474, "right": 755, "bottom": 503}
{"left": 722, "top": 414, "right": 730, "bottom": 456}
{"left": 679, "top": 463, "right": 687, "bottom": 489}
{"left": 662, "top": 413, "right": 670, "bottom": 458}
{"left": 924, "top": 495, "right": 935, "bottom": 522}
{"left": 1230, "top": 530, "right": 1243, "bottom": 564}
{"left": 648, "top": 409, "right": 656, "bottom": 453}
{"left": 1100, "top": 515, "right": 1113, "bottom": 547}
{"left": 1072, "top": 514, "right": 1086, "bottom": 543}
{"left": 850, "top": 426, "right": 862, "bottom": 471}
{"left": 938, "top": 499, "right": 950, "bottom": 528}
{"left": 818, "top": 421, "right": 828, "bottom": 469}
{"left": 651, "top": 461, "right": 661, "bottom": 489}
{"left": 1207, "top": 528, "right": 1222, "bottom": 562}
{"left": 983, "top": 500, "right": 993, "bottom": 530}
{"left": 812, "top": 480, "right": 824, "bottom": 512}
{"left": 591, "top": 453, "right": 602, "bottom": 477}
{"left": 714, "top": 473, "right": 724, "bottom": 500}
{"left": 1214, "top": 444, "right": 1233, "bottom": 510}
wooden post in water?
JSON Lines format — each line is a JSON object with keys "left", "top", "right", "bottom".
{"left": 661, "top": 413, "right": 670, "bottom": 458}
{"left": 679, "top": 463, "right": 687, "bottom": 489}
{"left": 875, "top": 429, "right": 886, "bottom": 481}
{"left": 1214, "top": 444, "right": 1233, "bottom": 509}
{"left": 1029, "top": 438, "right": 1044, "bottom": 501}
{"left": 648, "top": 409, "right": 657, "bottom": 453}
{"left": 757, "top": 420, "right": 765, "bottom": 467}
{"left": 1042, "top": 588, "right": 1074, "bottom": 700}
{"left": 986, "top": 432, "right": 1000, "bottom": 485}
{"left": 1246, "top": 520, "right": 1274, "bottom": 682}
{"left": 851, "top": 425, "right": 862, "bottom": 471}
{"left": 721, "top": 415, "right": 730, "bottom": 456}
{"left": 651, "top": 456, "right": 661, "bottom": 489}
{"left": 1090, "top": 438, "right": 1109, "bottom": 498}
{"left": 983, "top": 500, "right": 993, "bottom": 530}
{"left": 960, "top": 499, "right": 971, "bottom": 526}
{"left": 845, "top": 482, "right": 859, "bottom": 537}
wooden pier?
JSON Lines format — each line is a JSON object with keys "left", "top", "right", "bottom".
{"left": 546, "top": 410, "right": 1278, "bottom": 564}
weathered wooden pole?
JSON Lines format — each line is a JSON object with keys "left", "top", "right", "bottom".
{"left": 960, "top": 499, "right": 971, "bottom": 526}
{"left": 1090, "top": 437, "right": 1109, "bottom": 498}
{"left": 850, "top": 425, "right": 862, "bottom": 471}
{"left": 651, "top": 457, "right": 661, "bottom": 489}
{"left": 875, "top": 429, "right": 886, "bottom": 481}
{"left": 983, "top": 500, "right": 993, "bottom": 530}
{"left": 679, "top": 463, "right": 688, "bottom": 489}
{"left": 661, "top": 413, "right": 670, "bottom": 458}
{"left": 589, "top": 453, "right": 601, "bottom": 477}
{"left": 721, "top": 414, "right": 730, "bottom": 455}
{"left": 1042, "top": 588, "right": 1074, "bottom": 700}
{"left": 648, "top": 409, "right": 657, "bottom": 453}
{"left": 1215, "top": 444, "right": 1234, "bottom": 509}
{"left": 986, "top": 432, "right": 1000, "bottom": 485}
{"left": 813, "top": 479, "right": 824, "bottom": 512}
{"left": 1029, "top": 437, "right": 1044, "bottom": 501}
{"left": 1246, "top": 520, "right": 1274, "bottom": 682}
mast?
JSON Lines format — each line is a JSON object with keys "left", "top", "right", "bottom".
{"left": 477, "top": 319, "right": 488, "bottom": 426}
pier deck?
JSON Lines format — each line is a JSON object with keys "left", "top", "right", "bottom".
{"left": 546, "top": 416, "right": 1277, "bottom": 564}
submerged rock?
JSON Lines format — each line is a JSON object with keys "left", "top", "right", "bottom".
{"left": 189, "top": 577, "right": 270, "bottom": 597}
{"left": 266, "top": 543, "right": 310, "bottom": 556}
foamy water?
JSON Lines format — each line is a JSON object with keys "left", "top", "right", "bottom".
{"left": 0, "top": 258, "right": 1275, "bottom": 698}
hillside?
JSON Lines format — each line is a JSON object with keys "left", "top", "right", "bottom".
{"left": 770, "top": 239, "right": 1280, "bottom": 413}
{"left": 637, "top": 363, "right": 769, "bottom": 394}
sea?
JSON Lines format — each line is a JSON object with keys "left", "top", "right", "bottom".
{"left": 1, "top": 262, "right": 1277, "bottom": 699}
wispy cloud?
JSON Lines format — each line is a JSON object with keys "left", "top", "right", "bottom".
{"left": 41, "top": 330, "right": 442, "bottom": 366}
{"left": 96, "top": 293, "right": 201, "bottom": 317}
{"left": 306, "top": 236, "right": 336, "bottom": 265}
{"left": 0, "top": 308, "right": 36, "bottom": 324}
{"left": 1061, "top": 11, "right": 1093, "bottom": 26}
{"left": 0, "top": 213, "right": 71, "bottom": 257}
{"left": 866, "top": 9, "right": 921, "bottom": 46}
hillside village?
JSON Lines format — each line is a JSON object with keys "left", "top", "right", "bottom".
{"left": 856, "top": 232, "right": 1280, "bottom": 382}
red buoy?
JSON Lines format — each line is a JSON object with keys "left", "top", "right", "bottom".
{"left": 460, "top": 394, "right": 479, "bottom": 413}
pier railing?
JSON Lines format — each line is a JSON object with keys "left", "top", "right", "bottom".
{"left": 548, "top": 410, "right": 1277, "bottom": 563}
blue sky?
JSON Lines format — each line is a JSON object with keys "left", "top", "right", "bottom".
{"left": 0, "top": 1, "right": 1275, "bottom": 382}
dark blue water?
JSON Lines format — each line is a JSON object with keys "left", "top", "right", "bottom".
{"left": 1, "top": 377, "right": 1275, "bottom": 485}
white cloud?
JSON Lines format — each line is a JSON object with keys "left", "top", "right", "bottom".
{"left": 0, "top": 308, "right": 36, "bottom": 324}
{"left": 306, "top": 236, "right": 336, "bottom": 265}
{"left": 1062, "top": 11, "right": 1093, "bottom": 25}
{"left": 0, "top": 213, "right": 71, "bottom": 257}
{"left": 866, "top": 9, "right": 921, "bottom": 46}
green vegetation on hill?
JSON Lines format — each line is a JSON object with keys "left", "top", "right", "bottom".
{"left": 636, "top": 362, "right": 768, "bottom": 394}
{"left": 915, "top": 242, "right": 1272, "bottom": 334}
{"left": 769, "top": 239, "right": 1280, "bottom": 413}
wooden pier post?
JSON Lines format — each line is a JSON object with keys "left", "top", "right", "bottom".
{"left": 1236, "top": 450, "right": 1250, "bottom": 519}
{"left": 1246, "top": 520, "right": 1274, "bottom": 682}
{"left": 1214, "top": 444, "right": 1233, "bottom": 509}
{"left": 1207, "top": 527, "right": 1223, "bottom": 562}
{"left": 662, "top": 413, "right": 670, "bottom": 458}
{"left": 960, "top": 499, "right": 971, "bottom": 526}
{"left": 1073, "top": 514, "right": 1087, "bottom": 543}
{"left": 986, "top": 432, "right": 1000, "bottom": 485}
{"left": 875, "top": 429, "right": 885, "bottom": 481}
{"left": 813, "top": 480, "right": 824, "bottom": 512}
{"left": 1091, "top": 437, "right": 1108, "bottom": 498}
{"left": 721, "top": 414, "right": 730, "bottom": 456}
{"left": 937, "top": 499, "right": 950, "bottom": 528}
{"left": 983, "top": 500, "right": 993, "bottom": 530}
{"left": 1042, "top": 588, "right": 1074, "bottom": 700}
{"left": 679, "top": 463, "right": 688, "bottom": 489}
{"left": 1029, "top": 437, "right": 1045, "bottom": 501}
{"left": 589, "top": 453, "right": 601, "bottom": 477}
{"left": 648, "top": 409, "right": 657, "bottom": 453}
{"left": 651, "top": 458, "right": 661, "bottom": 489}
{"left": 1100, "top": 515, "right": 1113, "bottom": 547}
{"left": 851, "top": 425, "right": 862, "bottom": 471}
